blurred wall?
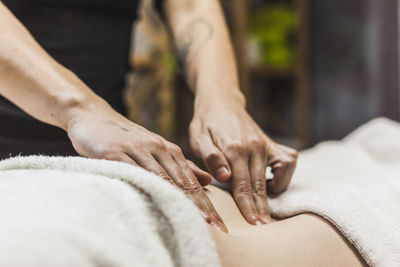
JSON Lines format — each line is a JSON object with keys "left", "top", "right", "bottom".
{"left": 309, "top": 0, "right": 399, "bottom": 144}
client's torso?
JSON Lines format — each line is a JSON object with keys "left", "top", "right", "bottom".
{"left": 205, "top": 185, "right": 366, "bottom": 267}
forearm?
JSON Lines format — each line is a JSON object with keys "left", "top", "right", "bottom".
{"left": 161, "top": 0, "right": 245, "bottom": 107}
{"left": 0, "top": 2, "right": 107, "bottom": 130}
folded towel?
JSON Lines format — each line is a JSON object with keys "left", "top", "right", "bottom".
{"left": 269, "top": 117, "right": 400, "bottom": 267}
{"left": 0, "top": 156, "right": 220, "bottom": 267}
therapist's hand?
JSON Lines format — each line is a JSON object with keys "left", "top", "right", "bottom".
{"left": 66, "top": 102, "right": 227, "bottom": 232}
{"left": 189, "top": 95, "right": 298, "bottom": 225}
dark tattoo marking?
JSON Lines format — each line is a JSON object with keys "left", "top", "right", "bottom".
{"left": 176, "top": 18, "right": 214, "bottom": 76}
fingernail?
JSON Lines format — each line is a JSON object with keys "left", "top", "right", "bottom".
{"left": 212, "top": 222, "right": 229, "bottom": 233}
{"left": 255, "top": 219, "right": 266, "bottom": 226}
{"left": 262, "top": 216, "right": 273, "bottom": 223}
{"left": 215, "top": 214, "right": 229, "bottom": 233}
{"left": 214, "top": 167, "right": 229, "bottom": 180}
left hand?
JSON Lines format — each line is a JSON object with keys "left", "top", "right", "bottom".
{"left": 189, "top": 95, "right": 298, "bottom": 225}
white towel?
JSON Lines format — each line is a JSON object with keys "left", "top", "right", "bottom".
{"left": 269, "top": 117, "right": 400, "bottom": 267}
{"left": 1, "top": 117, "right": 398, "bottom": 267}
{"left": 0, "top": 156, "right": 220, "bottom": 267}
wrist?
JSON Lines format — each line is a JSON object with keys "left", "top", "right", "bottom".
{"left": 54, "top": 89, "right": 111, "bottom": 131}
{"left": 194, "top": 86, "right": 246, "bottom": 111}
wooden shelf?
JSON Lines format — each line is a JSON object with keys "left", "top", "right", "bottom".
{"left": 230, "top": 0, "right": 310, "bottom": 147}
{"left": 250, "top": 65, "right": 295, "bottom": 77}
{"left": 130, "top": 56, "right": 152, "bottom": 70}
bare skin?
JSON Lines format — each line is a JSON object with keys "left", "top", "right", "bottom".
{"left": 0, "top": 0, "right": 225, "bottom": 231}
{"left": 0, "top": 0, "right": 297, "bottom": 230}
{"left": 162, "top": 0, "right": 298, "bottom": 226}
{"left": 205, "top": 185, "right": 367, "bottom": 267}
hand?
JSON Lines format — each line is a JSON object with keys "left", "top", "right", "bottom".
{"left": 66, "top": 102, "right": 227, "bottom": 232}
{"left": 189, "top": 96, "right": 298, "bottom": 225}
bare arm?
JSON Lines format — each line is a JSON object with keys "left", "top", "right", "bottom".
{"left": 0, "top": 1, "right": 105, "bottom": 129}
{"left": 0, "top": 1, "right": 227, "bottom": 231}
{"left": 161, "top": 0, "right": 298, "bottom": 225}
{"left": 160, "top": 0, "right": 243, "bottom": 102}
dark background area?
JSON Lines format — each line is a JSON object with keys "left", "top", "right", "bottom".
{"left": 309, "top": 0, "right": 399, "bottom": 144}
{"left": 128, "top": 0, "right": 400, "bottom": 155}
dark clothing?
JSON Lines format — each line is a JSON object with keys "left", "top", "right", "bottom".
{"left": 0, "top": 0, "right": 142, "bottom": 159}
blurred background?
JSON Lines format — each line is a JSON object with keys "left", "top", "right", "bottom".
{"left": 125, "top": 0, "right": 400, "bottom": 160}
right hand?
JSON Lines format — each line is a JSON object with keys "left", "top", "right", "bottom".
{"left": 66, "top": 103, "right": 227, "bottom": 232}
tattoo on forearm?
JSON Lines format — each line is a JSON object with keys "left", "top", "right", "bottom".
{"left": 176, "top": 18, "right": 214, "bottom": 74}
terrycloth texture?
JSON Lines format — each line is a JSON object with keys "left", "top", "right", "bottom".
{"left": 269, "top": 117, "right": 400, "bottom": 267}
{"left": 0, "top": 156, "right": 220, "bottom": 267}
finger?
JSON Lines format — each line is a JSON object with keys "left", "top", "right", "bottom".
{"left": 105, "top": 152, "right": 139, "bottom": 166}
{"left": 230, "top": 155, "right": 265, "bottom": 225}
{"left": 186, "top": 159, "right": 212, "bottom": 186}
{"left": 267, "top": 161, "right": 296, "bottom": 194}
{"left": 186, "top": 186, "right": 228, "bottom": 233}
{"left": 249, "top": 151, "right": 271, "bottom": 222}
{"left": 172, "top": 151, "right": 228, "bottom": 232}
{"left": 266, "top": 144, "right": 298, "bottom": 194}
{"left": 192, "top": 134, "right": 231, "bottom": 182}
{"left": 154, "top": 149, "right": 228, "bottom": 232}
{"left": 126, "top": 152, "right": 175, "bottom": 185}
{"left": 276, "top": 143, "right": 299, "bottom": 159}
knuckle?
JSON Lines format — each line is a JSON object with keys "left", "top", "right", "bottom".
{"left": 226, "top": 141, "right": 248, "bottom": 155}
{"left": 291, "top": 150, "right": 299, "bottom": 160}
{"left": 234, "top": 181, "right": 253, "bottom": 198}
{"left": 279, "top": 151, "right": 298, "bottom": 168}
{"left": 287, "top": 148, "right": 299, "bottom": 159}
{"left": 182, "top": 181, "right": 203, "bottom": 194}
{"left": 253, "top": 180, "right": 266, "bottom": 196}
{"left": 151, "top": 136, "right": 167, "bottom": 150}
{"left": 279, "top": 145, "right": 298, "bottom": 159}
{"left": 284, "top": 156, "right": 297, "bottom": 167}
{"left": 168, "top": 143, "right": 183, "bottom": 155}
{"left": 250, "top": 137, "right": 266, "bottom": 150}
